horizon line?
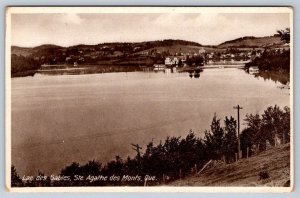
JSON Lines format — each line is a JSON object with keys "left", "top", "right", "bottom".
{"left": 11, "top": 35, "right": 279, "bottom": 48}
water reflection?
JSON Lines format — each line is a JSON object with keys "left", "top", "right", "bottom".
{"left": 194, "top": 71, "right": 200, "bottom": 78}
{"left": 245, "top": 69, "right": 290, "bottom": 85}
{"left": 256, "top": 71, "right": 289, "bottom": 85}
{"left": 151, "top": 66, "right": 203, "bottom": 79}
{"left": 189, "top": 71, "right": 201, "bottom": 78}
{"left": 188, "top": 69, "right": 203, "bottom": 79}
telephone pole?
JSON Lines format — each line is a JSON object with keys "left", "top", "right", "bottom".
{"left": 233, "top": 105, "right": 243, "bottom": 159}
{"left": 131, "top": 143, "right": 142, "bottom": 164}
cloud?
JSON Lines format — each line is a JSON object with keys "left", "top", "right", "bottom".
{"left": 11, "top": 13, "right": 290, "bottom": 47}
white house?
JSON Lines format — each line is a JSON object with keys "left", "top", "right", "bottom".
{"left": 172, "top": 57, "right": 179, "bottom": 65}
{"left": 165, "top": 57, "right": 173, "bottom": 66}
{"left": 207, "top": 53, "right": 214, "bottom": 59}
{"left": 199, "top": 47, "right": 206, "bottom": 54}
{"left": 165, "top": 57, "right": 179, "bottom": 66}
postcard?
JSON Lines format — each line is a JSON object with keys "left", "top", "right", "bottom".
{"left": 5, "top": 6, "right": 293, "bottom": 192}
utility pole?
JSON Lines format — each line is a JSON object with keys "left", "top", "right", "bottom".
{"left": 233, "top": 105, "right": 243, "bottom": 159}
{"left": 131, "top": 143, "right": 142, "bottom": 164}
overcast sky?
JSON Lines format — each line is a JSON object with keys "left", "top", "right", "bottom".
{"left": 11, "top": 13, "right": 290, "bottom": 47}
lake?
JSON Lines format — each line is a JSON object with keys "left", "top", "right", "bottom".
{"left": 11, "top": 68, "right": 290, "bottom": 175}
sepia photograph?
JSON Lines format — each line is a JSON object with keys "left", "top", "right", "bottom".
{"left": 5, "top": 7, "right": 293, "bottom": 192}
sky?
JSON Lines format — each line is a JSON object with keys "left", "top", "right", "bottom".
{"left": 11, "top": 12, "right": 290, "bottom": 47}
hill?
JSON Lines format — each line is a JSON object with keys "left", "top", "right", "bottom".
{"left": 10, "top": 36, "right": 289, "bottom": 77}
{"left": 11, "top": 36, "right": 285, "bottom": 58}
{"left": 32, "top": 44, "right": 63, "bottom": 51}
{"left": 11, "top": 46, "right": 34, "bottom": 57}
{"left": 11, "top": 39, "right": 205, "bottom": 77}
{"left": 169, "top": 143, "right": 291, "bottom": 187}
{"left": 218, "top": 36, "right": 284, "bottom": 49}
{"left": 11, "top": 39, "right": 202, "bottom": 57}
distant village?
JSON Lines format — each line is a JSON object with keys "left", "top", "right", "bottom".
{"left": 39, "top": 44, "right": 290, "bottom": 70}
{"left": 11, "top": 35, "right": 290, "bottom": 77}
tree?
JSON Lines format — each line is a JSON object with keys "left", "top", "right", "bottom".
{"left": 244, "top": 113, "right": 261, "bottom": 138}
{"left": 240, "top": 128, "right": 255, "bottom": 157}
{"left": 81, "top": 160, "right": 102, "bottom": 176}
{"left": 34, "top": 171, "right": 51, "bottom": 187}
{"left": 104, "top": 155, "right": 125, "bottom": 180}
{"left": 261, "top": 105, "right": 289, "bottom": 146}
{"left": 178, "top": 59, "right": 183, "bottom": 67}
{"left": 282, "top": 106, "right": 290, "bottom": 143}
{"left": 223, "top": 116, "right": 238, "bottom": 163}
{"left": 11, "top": 54, "right": 41, "bottom": 77}
{"left": 58, "top": 162, "right": 83, "bottom": 186}
{"left": 245, "top": 48, "right": 290, "bottom": 74}
{"left": 204, "top": 114, "right": 225, "bottom": 160}
{"left": 277, "top": 28, "right": 290, "bottom": 43}
{"left": 178, "top": 131, "right": 199, "bottom": 175}
{"left": 11, "top": 165, "right": 23, "bottom": 187}
{"left": 242, "top": 105, "right": 290, "bottom": 152}
{"left": 243, "top": 113, "right": 266, "bottom": 151}
{"left": 186, "top": 56, "right": 204, "bottom": 67}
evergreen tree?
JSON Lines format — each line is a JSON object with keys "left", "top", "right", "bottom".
{"left": 11, "top": 165, "right": 23, "bottom": 187}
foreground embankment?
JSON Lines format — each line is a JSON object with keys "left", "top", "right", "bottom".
{"left": 169, "top": 143, "right": 290, "bottom": 187}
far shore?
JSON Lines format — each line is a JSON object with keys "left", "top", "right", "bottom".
{"left": 11, "top": 64, "right": 290, "bottom": 86}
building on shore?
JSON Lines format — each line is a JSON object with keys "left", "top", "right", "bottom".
{"left": 153, "top": 64, "right": 165, "bottom": 71}
{"left": 165, "top": 57, "right": 179, "bottom": 66}
{"left": 164, "top": 56, "right": 186, "bottom": 66}
{"left": 249, "top": 66, "right": 259, "bottom": 75}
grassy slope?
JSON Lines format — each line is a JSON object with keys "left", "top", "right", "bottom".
{"left": 11, "top": 46, "right": 34, "bottom": 57}
{"left": 218, "top": 36, "right": 284, "bottom": 48}
{"left": 135, "top": 45, "right": 205, "bottom": 55}
{"left": 169, "top": 143, "right": 290, "bottom": 187}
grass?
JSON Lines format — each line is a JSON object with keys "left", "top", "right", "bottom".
{"left": 169, "top": 143, "right": 290, "bottom": 187}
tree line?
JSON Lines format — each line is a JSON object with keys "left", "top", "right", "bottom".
{"left": 11, "top": 105, "right": 290, "bottom": 187}
{"left": 245, "top": 49, "right": 290, "bottom": 73}
{"left": 245, "top": 28, "right": 290, "bottom": 74}
{"left": 11, "top": 54, "right": 41, "bottom": 77}
{"left": 241, "top": 105, "right": 290, "bottom": 156}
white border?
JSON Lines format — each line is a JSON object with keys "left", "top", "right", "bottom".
{"left": 5, "top": 6, "right": 294, "bottom": 193}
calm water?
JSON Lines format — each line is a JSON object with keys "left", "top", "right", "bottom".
{"left": 11, "top": 68, "right": 290, "bottom": 175}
